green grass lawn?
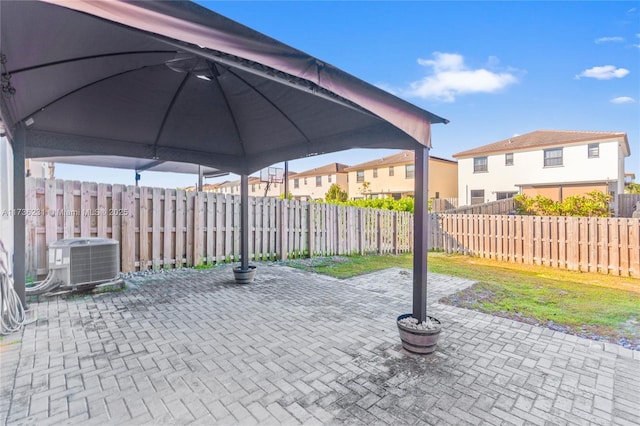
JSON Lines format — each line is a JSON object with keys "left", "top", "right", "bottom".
{"left": 284, "top": 252, "right": 640, "bottom": 349}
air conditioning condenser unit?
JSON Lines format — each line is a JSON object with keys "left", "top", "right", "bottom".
{"left": 48, "top": 237, "right": 121, "bottom": 290}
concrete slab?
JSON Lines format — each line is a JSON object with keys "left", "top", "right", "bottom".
{"left": 1, "top": 264, "right": 638, "bottom": 424}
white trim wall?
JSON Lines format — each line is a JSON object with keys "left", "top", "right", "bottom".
{"left": 0, "top": 137, "right": 13, "bottom": 274}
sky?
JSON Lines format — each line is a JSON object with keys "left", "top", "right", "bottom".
{"left": 54, "top": 1, "right": 639, "bottom": 189}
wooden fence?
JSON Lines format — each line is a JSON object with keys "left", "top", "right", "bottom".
{"left": 23, "top": 178, "right": 640, "bottom": 279}
{"left": 429, "top": 214, "right": 640, "bottom": 278}
{"left": 619, "top": 194, "right": 640, "bottom": 218}
{"left": 443, "top": 198, "right": 515, "bottom": 215}
{"left": 24, "top": 178, "right": 413, "bottom": 277}
{"left": 431, "top": 198, "right": 457, "bottom": 213}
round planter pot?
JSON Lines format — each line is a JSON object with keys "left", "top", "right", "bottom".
{"left": 396, "top": 313, "right": 442, "bottom": 354}
{"left": 233, "top": 265, "right": 257, "bottom": 284}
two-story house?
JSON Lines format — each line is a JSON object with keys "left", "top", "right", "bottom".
{"left": 288, "top": 163, "right": 348, "bottom": 200}
{"left": 207, "top": 176, "right": 288, "bottom": 197}
{"left": 344, "top": 150, "right": 458, "bottom": 200}
{"left": 453, "top": 130, "right": 630, "bottom": 207}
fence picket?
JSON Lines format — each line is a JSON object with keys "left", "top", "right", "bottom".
{"left": 609, "top": 218, "right": 619, "bottom": 275}
{"left": 175, "top": 189, "right": 185, "bottom": 267}
{"left": 619, "top": 218, "right": 629, "bottom": 276}
{"left": 163, "top": 189, "right": 174, "bottom": 268}
{"left": 97, "top": 183, "right": 108, "bottom": 238}
{"left": 630, "top": 219, "right": 640, "bottom": 278}
{"left": 151, "top": 188, "right": 162, "bottom": 269}
{"left": 121, "top": 186, "right": 136, "bottom": 272}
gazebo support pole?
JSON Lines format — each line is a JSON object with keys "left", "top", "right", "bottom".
{"left": 284, "top": 161, "right": 289, "bottom": 199}
{"left": 240, "top": 174, "right": 249, "bottom": 271}
{"left": 12, "top": 128, "right": 26, "bottom": 307}
{"left": 412, "top": 145, "right": 429, "bottom": 323}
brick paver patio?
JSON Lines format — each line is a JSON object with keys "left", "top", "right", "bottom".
{"left": 1, "top": 264, "right": 638, "bottom": 425}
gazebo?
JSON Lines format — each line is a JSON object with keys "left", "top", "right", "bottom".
{"left": 0, "top": 1, "right": 448, "bottom": 327}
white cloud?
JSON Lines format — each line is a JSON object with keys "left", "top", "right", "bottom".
{"left": 610, "top": 96, "right": 636, "bottom": 104}
{"left": 595, "top": 36, "right": 624, "bottom": 43}
{"left": 403, "top": 52, "right": 518, "bottom": 102}
{"left": 575, "top": 65, "right": 630, "bottom": 80}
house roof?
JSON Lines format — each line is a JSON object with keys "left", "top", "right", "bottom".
{"left": 344, "top": 150, "right": 456, "bottom": 171}
{"left": 453, "top": 130, "right": 630, "bottom": 158}
{"left": 289, "top": 163, "right": 349, "bottom": 179}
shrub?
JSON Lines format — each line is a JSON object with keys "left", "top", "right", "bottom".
{"left": 323, "top": 196, "right": 416, "bottom": 213}
{"left": 325, "top": 184, "right": 348, "bottom": 202}
{"left": 625, "top": 183, "right": 640, "bottom": 194}
{"left": 513, "top": 191, "right": 612, "bottom": 217}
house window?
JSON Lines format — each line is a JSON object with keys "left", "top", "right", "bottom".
{"left": 316, "top": 176, "right": 322, "bottom": 187}
{"left": 496, "top": 191, "right": 518, "bottom": 200}
{"left": 328, "top": 174, "right": 332, "bottom": 183}
{"left": 304, "top": 178, "right": 308, "bottom": 185}
{"left": 373, "top": 168, "right": 378, "bottom": 178}
{"left": 405, "top": 164, "right": 414, "bottom": 179}
{"left": 294, "top": 179, "right": 299, "bottom": 189}
{"left": 251, "top": 184, "right": 255, "bottom": 192}
{"left": 544, "top": 148, "right": 563, "bottom": 167}
{"left": 434, "top": 192, "right": 440, "bottom": 199}
{"left": 588, "top": 143, "right": 599, "bottom": 158}
{"left": 356, "top": 170, "right": 364, "bottom": 183}
{"left": 473, "top": 157, "right": 488, "bottom": 173}
{"left": 505, "top": 153, "right": 514, "bottom": 166}
{"left": 389, "top": 166, "right": 394, "bottom": 177}
{"left": 470, "top": 190, "right": 485, "bottom": 205}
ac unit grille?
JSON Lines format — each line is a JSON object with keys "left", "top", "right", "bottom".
{"left": 70, "top": 244, "right": 119, "bottom": 285}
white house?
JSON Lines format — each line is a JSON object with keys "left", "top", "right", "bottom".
{"left": 453, "top": 130, "right": 630, "bottom": 207}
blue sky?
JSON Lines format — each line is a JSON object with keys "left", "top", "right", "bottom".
{"left": 55, "top": 1, "right": 639, "bottom": 188}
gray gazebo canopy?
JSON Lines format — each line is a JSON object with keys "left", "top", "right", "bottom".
{"left": 0, "top": 0, "right": 448, "bottom": 322}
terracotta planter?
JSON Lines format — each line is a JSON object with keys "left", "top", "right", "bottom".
{"left": 396, "top": 313, "right": 442, "bottom": 354}
{"left": 233, "top": 265, "right": 256, "bottom": 284}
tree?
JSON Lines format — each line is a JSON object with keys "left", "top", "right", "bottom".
{"left": 625, "top": 183, "right": 640, "bottom": 194}
{"left": 359, "top": 181, "right": 372, "bottom": 198}
{"left": 325, "top": 184, "right": 348, "bottom": 202}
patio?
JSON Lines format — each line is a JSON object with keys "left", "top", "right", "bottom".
{"left": 1, "top": 265, "right": 638, "bottom": 425}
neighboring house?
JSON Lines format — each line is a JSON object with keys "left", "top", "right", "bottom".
{"left": 288, "top": 163, "right": 348, "bottom": 200}
{"left": 453, "top": 130, "right": 630, "bottom": 207}
{"left": 25, "top": 159, "right": 54, "bottom": 179}
{"left": 203, "top": 176, "right": 288, "bottom": 197}
{"left": 344, "top": 150, "right": 458, "bottom": 200}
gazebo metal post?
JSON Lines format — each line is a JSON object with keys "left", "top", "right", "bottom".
{"left": 240, "top": 174, "right": 249, "bottom": 271}
{"left": 12, "top": 128, "right": 26, "bottom": 307}
{"left": 412, "top": 145, "right": 429, "bottom": 323}
{"left": 284, "top": 161, "right": 289, "bottom": 198}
